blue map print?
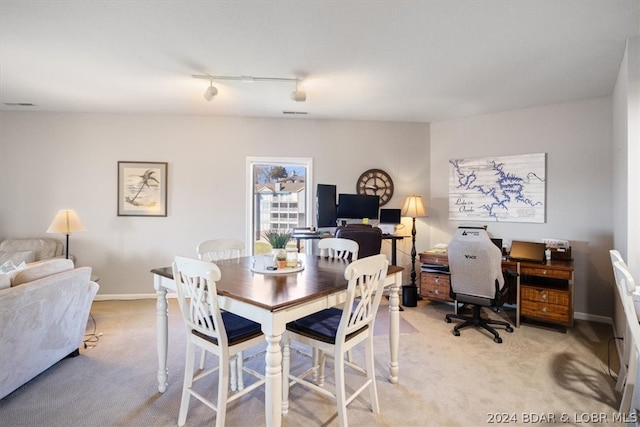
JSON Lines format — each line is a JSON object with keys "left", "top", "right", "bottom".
{"left": 449, "top": 153, "right": 546, "bottom": 223}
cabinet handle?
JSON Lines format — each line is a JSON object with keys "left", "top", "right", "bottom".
{"left": 435, "top": 277, "right": 439, "bottom": 283}
{"left": 542, "top": 270, "right": 548, "bottom": 275}
{"left": 541, "top": 292, "right": 548, "bottom": 301}
{"left": 434, "top": 289, "right": 440, "bottom": 294}
{"left": 541, "top": 306, "right": 547, "bottom": 313}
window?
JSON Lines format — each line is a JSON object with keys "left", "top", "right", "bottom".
{"left": 247, "top": 157, "right": 313, "bottom": 254}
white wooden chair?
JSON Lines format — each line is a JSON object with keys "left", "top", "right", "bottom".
{"left": 197, "top": 238, "right": 244, "bottom": 261}
{"left": 610, "top": 251, "right": 640, "bottom": 420}
{"left": 196, "top": 238, "right": 246, "bottom": 387}
{"left": 282, "top": 254, "right": 389, "bottom": 427}
{"left": 318, "top": 237, "right": 359, "bottom": 261}
{"left": 315, "top": 237, "right": 360, "bottom": 377}
{"left": 611, "top": 249, "right": 630, "bottom": 396}
{"left": 172, "top": 256, "right": 265, "bottom": 427}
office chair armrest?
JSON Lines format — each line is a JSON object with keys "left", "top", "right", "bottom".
{"left": 504, "top": 269, "right": 518, "bottom": 278}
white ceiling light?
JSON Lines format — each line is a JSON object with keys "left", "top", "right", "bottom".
{"left": 193, "top": 74, "right": 306, "bottom": 102}
{"left": 203, "top": 79, "right": 218, "bottom": 101}
{"left": 290, "top": 81, "right": 306, "bottom": 102}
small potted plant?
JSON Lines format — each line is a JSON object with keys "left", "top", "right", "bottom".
{"left": 275, "top": 251, "right": 288, "bottom": 269}
{"left": 262, "top": 229, "right": 292, "bottom": 266}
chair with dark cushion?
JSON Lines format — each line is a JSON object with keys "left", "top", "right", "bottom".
{"left": 282, "top": 254, "right": 389, "bottom": 427}
{"left": 172, "top": 256, "right": 265, "bottom": 427}
{"left": 334, "top": 224, "right": 382, "bottom": 258}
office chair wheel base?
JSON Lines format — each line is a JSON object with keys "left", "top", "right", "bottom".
{"left": 505, "top": 325, "right": 514, "bottom": 333}
{"left": 453, "top": 330, "right": 460, "bottom": 336}
{"left": 445, "top": 318, "right": 452, "bottom": 324}
{"left": 494, "top": 336, "right": 503, "bottom": 344}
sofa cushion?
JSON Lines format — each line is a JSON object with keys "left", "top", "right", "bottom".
{"left": 11, "top": 259, "right": 75, "bottom": 287}
{"left": 0, "top": 250, "right": 36, "bottom": 265}
{"left": 0, "top": 274, "right": 9, "bottom": 290}
{"left": 0, "top": 238, "right": 62, "bottom": 261}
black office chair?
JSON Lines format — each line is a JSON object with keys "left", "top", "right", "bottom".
{"left": 334, "top": 224, "right": 382, "bottom": 259}
{"left": 445, "top": 227, "right": 514, "bottom": 343}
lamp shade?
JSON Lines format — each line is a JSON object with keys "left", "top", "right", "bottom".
{"left": 46, "top": 210, "right": 87, "bottom": 235}
{"left": 401, "top": 195, "right": 426, "bottom": 218}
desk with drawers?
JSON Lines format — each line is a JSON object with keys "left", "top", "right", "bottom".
{"left": 419, "top": 250, "right": 574, "bottom": 328}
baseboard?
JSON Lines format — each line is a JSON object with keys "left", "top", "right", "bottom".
{"left": 94, "top": 293, "right": 176, "bottom": 301}
{"left": 574, "top": 311, "right": 613, "bottom": 324}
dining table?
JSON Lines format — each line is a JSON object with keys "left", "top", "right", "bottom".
{"left": 150, "top": 253, "right": 404, "bottom": 427}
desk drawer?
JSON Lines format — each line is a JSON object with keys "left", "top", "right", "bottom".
{"left": 520, "top": 266, "right": 572, "bottom": 280}
{"left": 521, "top": 286, "right": 569, "bottom": 306}
{"left": 520, "top": 299, "right": 570, "bottom": 324}
{"left": 520, "top": 285, "right": 571, "bottom": 324}
{"left": 420, "top": 273, "right": 452, "bottom": 302}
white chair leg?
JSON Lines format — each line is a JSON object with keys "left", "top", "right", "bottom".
{"left": 216, "top": 353, "right": 230, "bottom": 427}
{"left": 334, "top": 351, "right": 348, "bottom": 427}
{"left": 621, "top": 349, "right": 638, "bottom": 414}
{"left": 236, "top": 351, "right": 245, "bottom": 391}
{"left": 366, "top": 337, "right": 380, "bottom": 414}
{"left": 229, "top": 355, "right": 238, "bottom": 392}
{"left": 318, "top": 350, "right": 326, "bottom": 387}
{"left": 312, "top": 347, "right": 319, "bottom": 382}
{"left": 178, "top": 342, "right": 195, "bottom": 426}
{"left": 199, "top": 348, "right": 207, "bottom": 369}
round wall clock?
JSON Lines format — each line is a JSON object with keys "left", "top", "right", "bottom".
{"left": 356, "top": 168, "right": 394, "bottom": 206}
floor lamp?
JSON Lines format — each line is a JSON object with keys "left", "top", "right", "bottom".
{"left": 401, "top": 195, "right": 426, "bottom": 307}
{"left": 46, "top": 209, "right": 87, "bottom": 260}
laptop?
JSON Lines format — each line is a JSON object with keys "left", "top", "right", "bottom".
{"left": 509, "top": 240, "right": 546, "bottom": 263}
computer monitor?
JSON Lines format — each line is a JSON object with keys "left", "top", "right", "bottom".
{"left": 336, "top": 194, "right": 380, "bottom": 220}
{"left": 379, "top": 208, "right": 401, "bottom": 224}
{"left": 316, "top": 184, "right": 337, "bottom": 228}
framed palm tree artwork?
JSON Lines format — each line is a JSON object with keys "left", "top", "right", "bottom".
{"left": 117, "top": 161, "right": 168, "bottom": 217}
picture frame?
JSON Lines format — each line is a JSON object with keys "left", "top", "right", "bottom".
{"left": 117, "top": 161, "right": 168, "bottom": 217}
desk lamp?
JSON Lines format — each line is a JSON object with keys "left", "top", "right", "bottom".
{"left": 401, "top": 195, "right": 426, "bottom": 307}
{"left": 46, "top": 209, "right": 87, "bottom": 259}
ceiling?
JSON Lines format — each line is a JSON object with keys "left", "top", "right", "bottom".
{"left": 1, "top": 1, "right": 639, "bottom": 123}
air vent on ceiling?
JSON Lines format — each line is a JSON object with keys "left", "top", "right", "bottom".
{"left": 282, "top": 111, "right": 308, "bottom": 115}
{"left": 3, "top": 102, "right": 36, "bottom": 107}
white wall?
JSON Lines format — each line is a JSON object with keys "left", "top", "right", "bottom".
{"left": 0, "top": 113, "right": 430, "bottom": 296}
{"left": 612, "top": 37, "right": 640, "bottom": 337}
{"left": 429, "top": 97, "right": 614, "bottom": 318}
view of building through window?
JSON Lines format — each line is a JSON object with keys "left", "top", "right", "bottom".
{"left": 249, "top": 158, "right": 312, "bottom": 247}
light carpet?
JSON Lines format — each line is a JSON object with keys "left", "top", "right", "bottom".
{"left": 0, "top": 298, "right": 623, "bottom": 426}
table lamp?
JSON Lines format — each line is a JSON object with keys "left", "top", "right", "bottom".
{"left": 401, "top": 195, "right": 426, "bottom": 307}
{"left": 46, "top": 209, "right": 87, "bottom": 259}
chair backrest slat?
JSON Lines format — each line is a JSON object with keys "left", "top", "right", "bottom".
{"left": 337, "top": 254, "right": 388, "bottom": 339}
{"left": 197, "top": 238, "right": 245, "bottom": 262}
{"left": 172, "top": 256, "right": 228, "bottom": 347}
{"left": 318, "top": 237, "right": 359, "bottom": 261}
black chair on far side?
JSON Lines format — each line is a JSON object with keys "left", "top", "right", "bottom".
{"left": 445, "top": 227, "right": 514, "bottom": 343}
{"left": 334, "top": 224, "right": 382, "bottom": 258}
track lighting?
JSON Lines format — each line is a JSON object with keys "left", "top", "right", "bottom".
{"left": 193, "top": 74, "right": 306, "bottom": 102}
{"left": 290, "top": 81, "right": 306, "bottom": 102}
{"left": 203, "top": 80, "right": 218, "bottom": 101}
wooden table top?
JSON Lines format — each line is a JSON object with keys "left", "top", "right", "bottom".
{"left": 152, "top": 254, "right": 403, "bottom": 313}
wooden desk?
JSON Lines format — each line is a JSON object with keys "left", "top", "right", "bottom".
{"left": 151, "top": 255, "right": 403, "bottom": 427}
{"left": 419, "top": 251, "right": 574, "bottom": 328}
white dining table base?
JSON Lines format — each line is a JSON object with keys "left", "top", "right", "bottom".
{"left": 153, "top": 268, "right": 402, "bottom": 427}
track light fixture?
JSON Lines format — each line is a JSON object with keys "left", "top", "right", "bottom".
{"left": 203, "top": 79, "right": 218, "bottom": 101}
{"left": 290, "top": 80, "right": 306, "bottom": 102}
{"left": 193, "top": 74, "right": 306, "bottom": 102}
